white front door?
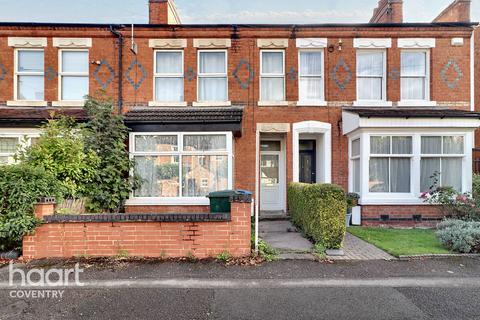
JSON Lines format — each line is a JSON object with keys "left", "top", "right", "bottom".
{"left": 260, "top": 140, "right": 285, "bottom": 211}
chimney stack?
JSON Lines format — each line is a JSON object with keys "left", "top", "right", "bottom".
{"left": 369, "top": 0, "right": 403, "bottom": 23}
{"left": 433, "top": 0, "right": 471, "bottom": 23}
{"left": 149, "top": 0, "right": 181, "bottom": 25}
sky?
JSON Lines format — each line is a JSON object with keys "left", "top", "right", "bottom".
{"left": 0, "top": 0, "right": 478, "bottom": 24}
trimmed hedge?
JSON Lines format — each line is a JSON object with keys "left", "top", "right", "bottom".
{"left": 288, "top": 183, "right": 347, "bottom": 249}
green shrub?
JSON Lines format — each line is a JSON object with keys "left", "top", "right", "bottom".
{"left": 17, "top": 116, "right": 99, "bottom": 199}
{"left": 473, "top": 173, "right": 480, "bottom": 204}
{"left": 82, "top": 97, "right": 140, "bottom": 213}
{"left": 0, "top": 164, "right": 61, "bottom": 250}
{"left": 436, "top": 219, "right": 480, "bottom": 253}
{"left": 288, "top": 183, "right": 347, "bottom": 249}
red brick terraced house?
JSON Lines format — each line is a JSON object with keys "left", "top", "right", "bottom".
{"left": 1, "top": 0, "right": 480, "bottom": 230}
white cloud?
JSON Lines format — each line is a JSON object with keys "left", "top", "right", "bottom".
{"left": 181, "top": 9, "right": 372, "bottom": 24}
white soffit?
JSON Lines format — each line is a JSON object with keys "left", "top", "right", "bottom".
{"left": 398, "top": 38, "right": 436, "bottom": 49}
{"left": 353, "top": 38, "right": 392, "bottom": 49}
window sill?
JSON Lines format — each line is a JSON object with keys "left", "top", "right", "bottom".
{"left": 296, "top": 100, "right": 327, "bottom": 107}
{"left": 125, "top": 197, "right": 210, "bottom": 206}
{"left": 258, "top": 101, "right": 290, "bottom": 107}
{"left": 359, "top": 195, "right": 424, "bottom": 205}
{"left": 353, "top": 101, "right": 393, "bottom": 107}
{"left": 51, "top": 101, "right": 85, "bottom": 107}
{"left": 397, "top": 100, "right": 437, "bottom": 107}
{"left": 148, "top": 101, "right": 188, "bottom": 107}
{"left": 7, "top": 100, "right": 48, "bottom": 107}
{"left": 192, "top": 101, "right": 232, "bottom": 107}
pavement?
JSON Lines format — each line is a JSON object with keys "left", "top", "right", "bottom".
{"left": 1, "top": 257, "right": 480, "bottom": 319}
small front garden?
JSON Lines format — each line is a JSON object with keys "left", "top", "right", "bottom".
{"left": 0, "top": 96, "right": 139, "bottom": 253}
{"left": 348, "top": 227, "right": 450, "bottom": 257}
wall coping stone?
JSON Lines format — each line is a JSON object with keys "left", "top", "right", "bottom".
{"left": 43, "top": 213, "right": 231, "bottom": 223}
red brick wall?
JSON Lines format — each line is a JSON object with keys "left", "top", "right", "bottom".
{"left": 361, "top": 205, "right": 444, "bottom": 227}
{"left": 22, "top": 202, "right": 251, "bottom": 260}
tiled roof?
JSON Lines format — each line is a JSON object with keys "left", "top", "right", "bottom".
{"left": 124, "top": 106, "right": 244, "bottom": 124}
{"left": 343, "top": 107, "right": 480, "bottom": 119}
{"left": 0, "top": 107, "right": 88, "bottom": 124}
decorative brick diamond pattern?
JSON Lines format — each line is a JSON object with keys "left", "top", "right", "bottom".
{"left": 440, "top": 59, "right": 463, "bottom": 89}
{"left": 331, "top": 58, "right": 352, "bottom": 91}
{"left": 93, "top": 59, "right": 115, "bottom": 90}
{"left": 0, "top": 63, "right": 6, "bottom": 81}
{"left": 126, "top": 59, "right": 147, "bottom": 90}
{"left": 287, "top": 67, "right": 297, "bottom": 81}
{"left": 45, "top": 66, "right": 57, "bottom": 81}
{"left": 186, "top": 67, "right": 196, "bottom": 82}
{"left": 233, "top": 59, "right": 254, "bottom": 90}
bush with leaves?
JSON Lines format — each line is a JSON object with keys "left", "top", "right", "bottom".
{"left": 421, "top": 187, "right": 480, "bottom": 221}
{"left": 82, "top": 97, "right": 140, "bottom": 213}
{"left": 0, "top": 164, "right": 61, "bottom": 251}
{"left": 17, "top": 116, "right": 99, "bottom": 199}
{"left": 436, "top": 219, "right": 480, "bottom": 253}
{"left": 288, "top": 183, "right": 347, "bottom": 249}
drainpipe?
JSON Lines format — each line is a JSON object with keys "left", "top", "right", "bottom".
{"left": 110, "top": 25, "right": 124, "bottom": 114}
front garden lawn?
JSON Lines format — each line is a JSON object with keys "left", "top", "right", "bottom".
{"left": 348, "top": 227, "right": 450, "bottom": 257}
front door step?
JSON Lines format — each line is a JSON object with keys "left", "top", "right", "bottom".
{"left": 259, "top": 211, "right": 289, "bottom": 221}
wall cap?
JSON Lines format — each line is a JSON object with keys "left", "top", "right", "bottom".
{"left": 43, "top": 213, "right": 231, "bottom": 223}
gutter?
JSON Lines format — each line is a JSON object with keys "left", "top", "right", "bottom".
{"left": 109, "top": 25, "right": 124, "bottom": 114}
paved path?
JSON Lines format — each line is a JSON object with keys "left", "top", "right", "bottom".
{"left": 259, "top": 220, "right": 393, "bottom": 260}
{"left": 332, "top": 232, "right": 395, "bottom": 261}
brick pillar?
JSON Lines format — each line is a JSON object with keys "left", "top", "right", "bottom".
{"left": 34, "top": 197, "right": 56, "bottom": 219}
{"left": 229, "top": 192, "right": 253, "bottom": 257}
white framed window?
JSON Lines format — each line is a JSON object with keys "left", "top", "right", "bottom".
{"left": 369, "top": 136, "right": 413, "bottom": 193}
{"left": 298, "top": 50, "right": 324, "bottom": 103}
{"left": 348, "top": 130, "right": 471, "bottom": 205}
{"left": 129, "top": 132, "right": 233, "bottom": 204}
{"left": 420, "top": 136, "right": 464, "bottom": 192}
{"left": 350, "top": 138, "right": 361, "bottom": 193}
{"left": 154, "top": 50, "right": 184, "bottom": 102}
{"left": 14, "top": 49, "right": 44, "bottom": 101}
{"left": 356, "top": 50, "right": 386, "bottom": 102}
{"left": 197, "top": 50, "right": 228, "bottom": 102}
{"left": 401, "top": 50, "right": 429, "bottom": 101}
{"left": 260, "top": 50, "right": 285, "bottom": 101}
{"left": 58, "top": 50, "right": 89, "bottom": 101}
{"left": 0, "top": 134, "right": 39, "bottom": 165}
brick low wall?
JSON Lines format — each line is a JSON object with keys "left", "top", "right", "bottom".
{"left": 361, "top": 205, "right": 444, "bottom": 227}
{"left": 23, "top": 201, "right": 251, "bottom": 260}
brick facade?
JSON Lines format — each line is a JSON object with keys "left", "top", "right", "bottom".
{"left": 0, "top": 0, "right": 479, "bottom": 228}
{"left": 22, "top": 201, "right": 251, "bottom": 260}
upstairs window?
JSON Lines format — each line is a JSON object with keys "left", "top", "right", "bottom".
{"left": 198, "top": 50, "right": 228, "bottom": 102}
{"left": 154, "top": 50, "right": 184, "bottom": 102}
{"left": 59, "top": 50, "right": 89, "bottom": 101}
{"left": 401, "top": 51, "right": 429, "bottom": 101}
{"left": 356, "top": 51, "right": 385, "bottom": 101}
{"left": 298, "top": 50, "right": 324, "bottom": 102}
{"left": 260, "top": 50, "right": 285, "bottom": 101}
{"left": 15, "top": 49, "right": 44, "bottom": 101}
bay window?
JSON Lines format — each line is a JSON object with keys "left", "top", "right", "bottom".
{"left": 154, "top": 50, "right": 184, "bottom": 102}
{"left": 0, "top": 134, "right": 39, "bottom": 165}
{"left": 59, "top": 50, "right": 89, "bottom": 101}
{"left": 198, "top": 50, "right": 228, "bottom": 102}
{"left": 356, "top": 50, "right": 385, "bottom": 102}
{"left": 15, "top": 49, "right": 44, "bottom": 101}
{"left": 298, "top": 50, "right": 324, "bottom": 102}
{"left": 348, "top": 131, "right": 469, "bottom": 204}
{"left": 131, "top": 132, "right": 232, "bottom": 203}
{"left": 401, "top": 50, "right": 429, "bottom": 101}
{"left": 369, "top": 136, "right": 412, "bottom": 193}
{"left": 420, "top": 136, "right": 464, "bottom": 192}
{"left": 260, "top": 50, "right": 285, "bottom": 101}
{"left": 350, "top": 138, "right": 361, "bottom": 193}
